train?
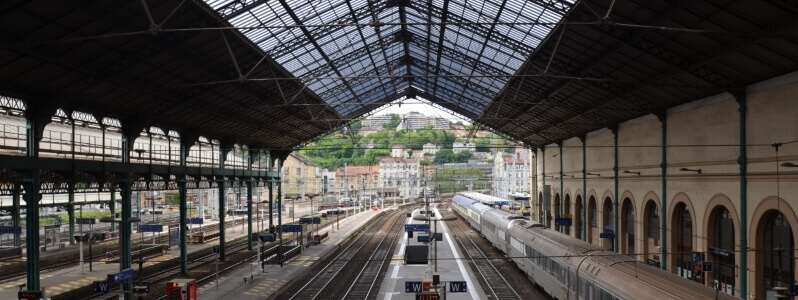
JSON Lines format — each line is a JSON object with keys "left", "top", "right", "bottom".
{"left": 451, "top": 192, "right": 736, "bottom": 300}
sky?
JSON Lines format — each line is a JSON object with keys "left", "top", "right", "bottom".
{"left": 373, "top": 98, "right": 471, "bottom": 124}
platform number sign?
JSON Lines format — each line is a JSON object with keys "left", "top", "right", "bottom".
{"left": 791, "top": 284, "right": 798, "bottom": 296}
{"left": 405, "top": 281, "right": 423, "bottom": 293}
{"left": 448, "top": 281, "right": 467, "bottom": 293}
{"left": 92, "top": 281, "right": 109, "bottom": 293}
{"left": 702, "top": 261, "right": 712, "bottom": 272}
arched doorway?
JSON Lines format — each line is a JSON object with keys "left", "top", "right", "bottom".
{"left": 672, "top": 202, "right": 694, "bottom": 281}
{"left": 644, "top": 201, "right": 661, "bottom": 267}
{"left": 538, "top": 191, "right": 544, "bottom": 223}
{"left": 588, "top": 196, "right": 596, "bottom": 244}
{"left": 575, "top": 195, "right": 583, "bottom": 240}
{"left": 758, "top": 210, "right": 795, "bottom": 298}
{"left": 708, "top": 206, "right": 735, "bottom": 295}
{"left": 552, "top": 193, "right": 560, "bottom": 230}
{"left": 564, "top": 194, "right": 572, "bottom": 236}
{"left": 602, "top": 197, "right": 614, "bottom": 251}
{"left": 621, "top": 198, "right": 635, "bottom": 256}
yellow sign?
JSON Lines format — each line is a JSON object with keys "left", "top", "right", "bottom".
{"left": 564, "top": 214, "right": 573, "bottom": 218}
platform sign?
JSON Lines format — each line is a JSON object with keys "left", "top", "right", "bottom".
{"left": 138, "top": 224, "right": 163, "bottom": 233}
{"left": 702, "top": 261, "right": 712, "bottom": 272}
{"left": 599, "top": 232, "right": 615, "bottom": 239}
{"left": 17, "top": 290, "right": 42, "bottom": 299}
{"left": 448, "top": 281, "right": 467, "bottom": 293}
{"left": 92, "top": 281, "right": 109, "bottom": 293}
{"left": 417, "top": 235, "right": 429, "bottom": 243}
{"left": 132, "top": 281, "right": 150, "bottom": 294}
{"left": 405, "top": 224, "right": 430, "bottom": 232}
{"left": 108, "top": 268, "right": 135, "bottom": 283}
{"left": 278, "top": 225, "right": 303, "bottom": 233}
{"left": 299, "top": 218, "right": 313, "bottom": 224}
{"left": 555, "top": 217, "right": 572, "bottom": 226}
{"left": 791, "top": 284, "right": 798, "bottom": 296}
{"left": 0, "top": 226, "right": 22, "bottom": 234}
{"left": 259, "top": 233, "right": 275, "bottom": 242}
{"left": 312, "top": 217, "right": 321, "bottom": 224}
{"left": 76, "top": 218, "right": 96, "bottom": 225}
{"left": 405, "top": 281, "right": 423, "bottom": 293}
{"left": 188, "top": 217, "right": 204, "bottom": 224}
{"left": 44, "top": 224, "right": 61, "bottom": 230}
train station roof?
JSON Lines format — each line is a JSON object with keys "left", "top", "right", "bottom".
{"left": 0, "top": 0, "right": 795, "bottom": 149}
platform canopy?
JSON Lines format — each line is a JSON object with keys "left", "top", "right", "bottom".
{"left": 0, "top": 0, "right": 795, "bottom": 149}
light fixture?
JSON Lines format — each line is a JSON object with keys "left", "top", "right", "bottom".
{"left": 623, "top": 170, "right": 640, "bottom": 176}
{"left": 543, "top": 175, "right": 556, "bottom": 179}
{"left": 780, "top": 162, "right": 798, "bottom": 168}
{"left": 586, "top": 172, "right": 601, "bottom": 177}
{"left": 679, "top": 167, "right": 702, "bottom": 174}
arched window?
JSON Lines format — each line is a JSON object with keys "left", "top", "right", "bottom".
{"left": 763, "top": 211, "right": 794, "bottom": 292}
{"left": 623, "top": 199, "right": 635, "bottom": 255}
{"left": 710, "top": 206, "right": 735, "bottom": 295}
{"left": 575, "top": 195, "right": 583, "bottom": 240}
{"left": 674, "top": 203, "right": 693, "bottom": 280}
{"left": 564, "top": 194, "right": 571, "bottom": 236}
{"left": 647, "top": 203, "right": 660, "bottom": 246}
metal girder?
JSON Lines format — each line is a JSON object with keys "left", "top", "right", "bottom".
{"left": 218, "top": 0, "right": 269, "bottom": 21}
{"left": 264, "top": 1, "right": 388, "bottom": 59}
{"left": 527, "top": 0, "right": 573, "bottom": 16}
{"left": 407, "top": 57, "right": 497, "bottom": 101}
{"left": 405, "top": 32, "right": 508, "bottom": 79}
{"left": 276, "top": 0, "right": 365, "bottom": 111}
{"left": 425, "top": 3, "right": 536, "bottom": 54}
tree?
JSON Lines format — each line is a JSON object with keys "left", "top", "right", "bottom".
{"left": 382, "top": 114, "right": 401, "bottom": 129}
{"left": 433, "top": 149, "right": 454, "bottom": 164}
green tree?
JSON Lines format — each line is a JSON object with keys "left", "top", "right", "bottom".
{"left": 433, "top": 149, "right": 453, "bottom": 164}
{"left": 382, "top": 114, "right": 401, "bottom": 129}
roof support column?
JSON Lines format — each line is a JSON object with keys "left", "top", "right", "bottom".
{"left": 67, "top": 183, "right": 75, "bottom": 245}
{"left": 541, "top": 147, "right": 548, "bottom": 227}
{"left": 217, "top": 143, "right": 231, "bottom": 261}
{"left": 532, "top": 148, "right": 538, "bottom": 222}
{"left": 268, "top": 154, "right": 275, "bottom": 232}
{"left": 736, "top": 93, "right": 748, "bottom": 299}
{"left": 559, "top": 143, "right": 564, "bottom": 234}
{"left": 612, "top": 126, "right": 619, "bottom": 253}
{"left": 24, "top": 101, "right": 50, "bottom": 292}
{"left": 271, "top": 150, "right": 290, "bottom": 264}
{"left": 119, "top": 121, "right": 139, "bottom": 300}
{"left": 12, "top": 184, "right": 20, "bottom": 247}
{"left": 581, "top": 135, "right": 587, "bottom": 241}
{"left": 658, "top": 113, "right": 668, "bottom": 270}
{"left": 178, "top": 136, "right": 191, "bottom": 275}
{"left": 247, "top": 150, "right": 257, "bottom": 251}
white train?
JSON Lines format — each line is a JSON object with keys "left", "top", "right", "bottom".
{"left": 451, "top": 193, "right": 736, "bottom": 300}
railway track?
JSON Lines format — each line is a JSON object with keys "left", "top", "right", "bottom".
{"left": 281, "top": 210, "right": 405, "bottom": 300}
{"left": 446, "top": 209, "right": 523, "bottom": 300}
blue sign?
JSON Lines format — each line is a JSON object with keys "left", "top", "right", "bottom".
{"left": 44, "top": 224, "right": 61, "bottom": 230}
{"left": 405, "top": 281, "right": 423, "bottom": 293}
{"left": 132, "top": 281, "right": 150, "bottom": 294}
{"left": 791, "top": 284, "right": 798, "bottom": 296}
{"left": 493, "top": 201, "right": 509, "bottom": 206}
{"left": 92, "top": 281, "right": 109, "bottom": 293}
{"left": 108, "top": 268, "right": 134, "bottom": 283}
{"left": 188, "top": 217, "right": 204, "bottom": 224}
{"left": 312, "top": 217, "right": 321, "bottom": 224}
{"left": 449, "top": 281, "right": 467, "bottom": 293}
{"left": 555, "top": 218, "right": 572, "bottom": 226}
{"left": 405, "top": 224, "right": 430, "bottom": 232}
{"left": 417, "top": 235, "right": 429, "bottom": 243}
{"left": 138, "top": 225, "right": 163, "bottom": 233}
{"left": 0, "top": 226, "right": 22, "bottom": 234}
{"left": 708, "top": 247, "right": 734, "bottom": 260}
{"left": 259, "top": 234, "right": 275, "bottom": 242}
{"left": 278, "top": 225, "right": 303, "bottom": 233}
{"left": 599, "top": 232, "right": 615, "bottom": 239}
{"left": 76, "top": 218, "right": 96, "bottom": 225}
{"left": 299, "top": 218, "right": 313, "bottom": 224}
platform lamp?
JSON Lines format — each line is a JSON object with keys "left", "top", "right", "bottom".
{"left": 623, "top": 170, "right": 641, "bottom": 176}
{"left": 100, "top": 215, "right": 141, "bottom": 300}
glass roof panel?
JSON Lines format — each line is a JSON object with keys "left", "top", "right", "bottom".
{"left": 207, "top": 0, "right": 571, "bottom": 117}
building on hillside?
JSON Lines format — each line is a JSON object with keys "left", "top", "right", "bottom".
{"left": 391, "top": 144, "right": 410, "bottom": 158}
{"left": 379, "top": 157, "right": 420, "bottom": 199}
{"left": 396, "top": 111, "right": 449, "bottom": 130}
{"left": 492, "top": 149, "right": 532, "bottom": 199}
{"left": 281, "top": 152, "right": 319, "bottom": 201}
{"left": 452, "top": 141, "right": 476, "bottom": 153}
{"left": 318, "top": 168, "right": 337, "bottom": 198}
{"left": 335, "top": 165, "right": 380, "bottom": 198}
{"left": 361, "top": 115, "right": 393, "bottom": 128}
{"left": 422, "top": 143, "right": 440, "bottom": 156}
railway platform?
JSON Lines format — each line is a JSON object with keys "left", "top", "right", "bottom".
{"left": 197, "top": 207, "right": 384, "bottom": 300}
{"left": 377, "top": 205, "right": 487, "bottom": 300}
{"left": 0, "top": 217, "right": 251, "bottom": 299}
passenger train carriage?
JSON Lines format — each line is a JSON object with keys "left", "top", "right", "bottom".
{"left": 451, "top": 193, "right": 736, "bottom": 300}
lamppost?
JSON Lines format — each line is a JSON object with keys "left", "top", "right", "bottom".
{"left": 99, "top": 215, "right": 141, "bottom": 300}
